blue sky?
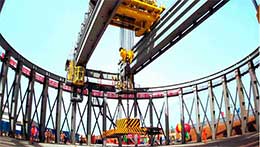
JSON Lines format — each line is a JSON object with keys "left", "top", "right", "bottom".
{"left": 0, "top": 0, "right": 259, "bottom": 87}
{"left": 0, "top": 0, "right": 259, "bottom": 135}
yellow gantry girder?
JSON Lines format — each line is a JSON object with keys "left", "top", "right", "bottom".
{"left": 111, "top": 0, "right": 165, "bottom": 36}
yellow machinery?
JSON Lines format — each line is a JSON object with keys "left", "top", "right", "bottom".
{"left": 119, "top": 47, "right": 134, "bottom": 64}
{"left": 103, "top": 118, "right": 146, "bottom": 137}
{"left": 111, "top": 0, "right": 165, "bottom": 36}
{"left": 65, "top": 60, "right": 85, "bottom": 86}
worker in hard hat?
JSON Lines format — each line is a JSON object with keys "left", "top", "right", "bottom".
{"left": 119, "top": 47, "right": 127, "bottom": 63}
{"left": 127, "top": 49, "right": 134, "bottom": 64}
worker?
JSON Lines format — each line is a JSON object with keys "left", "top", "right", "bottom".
{"left": 127, "top": 49, "right": 134, "bottom": 64}
{"left": 30, "top": 124, "right": 38, "bottom": 144}
{"left": 119, "top": 47, "right": 127, "bottom": 63}
{"left": 202, "top": 128, "right": 207, "bottom": 143}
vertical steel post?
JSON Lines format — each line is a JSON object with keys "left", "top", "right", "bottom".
{"left": 248, "top": 61, "right": 259, "bottom": 132}
{"left": 10, "top": 61, "right": 22, "bottom": 137}
{"left": 134, "top": 92, "right": 138, "bottom": 118}
{"left": 118, "top": 97, "right": 122, "bottom": 118}
{"left": 87, "top": 88, "right": 92, "bottom": 145}
{"left": 179, "top": 88, "right": 185, "bottom": 144}
{"left": 24, "top": 70, "right": 35, "bottom": 140}
{"left": 0, "top": 52, "right": 10, "bottom": 133}
{"left": 235, "top": 69, "right": 247, "bottom": 134}
{"left": 208, "top": 81, "right": 216, "bottom": 140}
{"left": 103, "top": 92, "right": 107, "bottom": 147}
{"left": 39, "top": 77, "right": 49, "bottom": 142}
{"left": 149, "top": 94, "right": 154, "bottom": 146}
{"left": 71, "top": 101, "right": 77, "bottom": 144}
{"left": 164, "top": 91, "right": 169, "bottom": 145}
{"left": 55, "top": 82, "right": 63, "bottom": 143}
{"left": 193, "top": 85, "right": 201, "bottom": 142}
{"left": 222, "top": 76, "right": 231, "bottom": 137}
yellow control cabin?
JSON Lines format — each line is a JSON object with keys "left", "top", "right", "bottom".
{"left": 111, "top": 0, "right": 165, "bottom": 36}
{"left": 65, "top": 60, "right": 85, "bottom": 86}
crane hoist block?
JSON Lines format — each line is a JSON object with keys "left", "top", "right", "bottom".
{"left": 111, "top": 0, "right": 165, "bottom": 36}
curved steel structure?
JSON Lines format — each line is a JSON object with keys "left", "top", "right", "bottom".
{"left": 0, "top": 34, "right": 259, "bottom": 145}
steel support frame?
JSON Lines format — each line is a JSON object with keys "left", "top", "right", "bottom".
{"left": 24, "top": 70, "right": 35, "bottom": 140}
{"left": 0, "top": 52, "right": 10, "bottom": 133}
{"left": 164, "top": 91, "right": 169, "bottom": 145}
{"left": 39, "top": 77, "right": 49, "bottom": 142}
{"left": 208, "top": 81, "right": 216, "bottom": 140}
{"left": 235, "top": 69, "right": 247, "bottom": 134}
{"left": 179, "top": 89, "right": 186, "bottom": 144}
{"left": 102, "top": 92, "right": 107, "bottom": 146}
{"left": 248, "top": 61, "right": 259, "bottom": 132}
{"left": 9, "top": 61, "right": 22, "bottom": 137}
{"left": 149, "top": 95, "right": 154, "bottom": 146}
{"left": 87, "top": 89, "right": 92, "bottom": 145}
{"left": 55, "top": 82, "right": 63, "bottom": 143}
{"left": 222, "top": 75, "right": 232, "bottom": 137}
{"left": 194, "top": 85, "right": 201, "bottom": 142}
{"left": 71, "top": 101, "right": 77, "bottom": 144}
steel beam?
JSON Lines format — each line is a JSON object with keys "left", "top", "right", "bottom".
{"left": 130, "top": 0, "right": 229, "bottom": 74}
{"left": 55, "top": 82, "right": 63, "bottom": 143}
{"left": 208, "top": 81, "right": 216, "bottom": 140}
{"left": 222, "top": 75, "right": 231, "bottom": 137}
{"left": 248, "top": 61, "right": 259, "bottom": 132}
{"left": 71, "top": 101, "right": 77, "bottom": 144}
{"left": 193, "top": 85, "right": 201, "bottom": 142}
{"left": 87, "top": 88, "right": 92, "bottom": 145}
{"left": 24, "top": 70, "right": 35, "bottom": 140}
{"left": 103, "top": 92, "right": 107, "bottom": 146}
{"left": 0, "top": 0, "right": 5, "bottom": 13}
{"left": 39, "top": 77, "right": 49, "bottom": 142}
{"left": 0, "top": 51, "right": 9, "bottom": 133}
{"left": 179, "top": 89, "right": 185, "bottom": 144}
{"left": 164, "top": 91, "right": 169, "bottom": 145}
{"left": 10, "top": 61, "right": 22, "bottom": 137}
{"left": 235, "top": 69, "right": 247, "bottom": 134}
{"left": 75, "top": 0, "right": 123, "bottom": 65}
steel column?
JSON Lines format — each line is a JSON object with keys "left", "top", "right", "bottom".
{"left": 87, "top": 89, "right": 92, "bottom": 145}
{"left": 222, "top": 76, "right": 231, "bottom": 137}
{"left": 55, "top": 82, "right": 63, "bottom": 143}
{"left": 235, "top": 69, "right": 247, "bottom": 134}
{"left": 103, "top": 92, "right": 107, "bottom": 146}
{"left": 134, "top": 93, "right": 138, "bottom": 117}
{"left": 0, "top": 52, "right": 10, "bottom": 133}
{"left": 71, "top": 101, "right": 77, "bottom": 144}
{"left": 118, "top": 97, "right": 123, "bottom": 118}
{"left": 39, "top": 77, "right": 49, "bottom": 142}
{"left": 208, "top": 81, "right": 216, "bottom": 140}
{"left": 193, "top": 85, "right": 201, "bottom": 142}
{"left": 149, "top": 95, "right": 154, "bottom": 146}
{"left": 248, "top": 61, "right": 259, "bottom": 132}
{"left": 10, "top": 61, "right": 22, "bottom": 137}
{"left": 164, "top": 91, "right": 169, "bottom": 145}
{"left": 24, "top": 70, "right": 35, "bottom": 140}
{"left": 179, "top": 88, "right": 185, "bottom": 144}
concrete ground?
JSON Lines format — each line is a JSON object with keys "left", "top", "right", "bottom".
{"left": 0, "top": 132, "right": 259, "bottom": 147}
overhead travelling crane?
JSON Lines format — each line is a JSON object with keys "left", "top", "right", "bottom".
{"left": 75, "top": 0, "right": 123, "bottom": 66}
{"left": 75, "top": 0, "right": 165, "bottom": 66}
{"left": 120, "top": 0, "right": 230, "bottom": 75}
